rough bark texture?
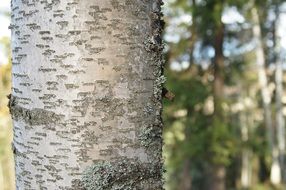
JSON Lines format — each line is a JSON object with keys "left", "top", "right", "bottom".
{"left": 10, "top": 0, "right": 165, "bottom": 189}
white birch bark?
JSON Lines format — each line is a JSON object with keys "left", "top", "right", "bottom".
{"left": 10, "top": 0, "right": 165, "bottom": 189}
{"left": 0, "top": 162, "right": 3, "bottom": 190}
{"left": 241, "top": 149, "right": 252, "bottom": 188}
{"left": 275, "top": 57, "right": 285, "bottom": 183}
{"left": 273, "top": 3, "right": 286, "bottom": 183}
{"left": 240, "top": 111, "right": 252, "bottom": 189}
{"left": 251, "top": 6, "right": 281, "bottom": 185}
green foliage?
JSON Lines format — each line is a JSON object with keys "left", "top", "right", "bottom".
{"left": 163, "top": 65, "right": 241, "bottom": 188}
{"left": 163, "top": 0, "right": 286, "bottom": 189}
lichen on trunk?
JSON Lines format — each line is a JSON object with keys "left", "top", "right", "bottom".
{"left": 10, "top": 0, "right": 165, "bottom": 189}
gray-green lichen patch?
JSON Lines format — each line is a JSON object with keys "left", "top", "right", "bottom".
{"left": 139, "top": 124, "right": 162, "bottom": 148}
{"left": 153, "top": 76, "right": 166, "bottom": 101}
{"left": 8, "top": 94, "right": 63, "bottom": 125}
{"left": 145, "top": 0, "right": 166, "bottom": 103}
{"left": 138, "top": 0, "right": 164, "bottom": 166}
{"left": 82, "top": 158, "right": 163, "bottom": 190}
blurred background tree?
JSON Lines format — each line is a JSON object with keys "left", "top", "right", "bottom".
{"left": 163, "top": 0, "right": 286, "bottom": 189}
{"left": 2, "top": 0, "right": 286, "bottom": 189}
{"left": 0, "top": 48, "right": 14, "bottom": 190}
{"left": 0, "top": 1, "right": 14, "bottom": 190}
{"left": 0, "top": 36, "right": 14, "bottom": 190}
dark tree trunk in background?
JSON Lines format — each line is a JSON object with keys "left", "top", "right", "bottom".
{"left": 188, "top": 0, "right": 197, "bottom": 67}
{"left": 213, "top": 21, "right": 224, "bottom": 118}
{"left": 179, "top": 159, "right": 192, "bottom": 190}
{"left": 210, "top": 18, "right": 226, "bottom": 190}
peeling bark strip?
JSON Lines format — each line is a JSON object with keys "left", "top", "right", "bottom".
{"left": 11, "top": 0, "right": 164, "bottom": 189}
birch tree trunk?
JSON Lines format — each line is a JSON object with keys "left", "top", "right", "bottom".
{"left": 0, "top": 162, "right": 3, "bottom": 190}
{"left": 10, "top": 0, "right": 164, "bottom": 189}
{"left": 273, "top": 2, "right": 286, "bottom": 183}
{"left": 240, "top": 110, "right": 252, "bottom": 189}
{"left": 251, "top": 6, "right": 281, "bottom": 185}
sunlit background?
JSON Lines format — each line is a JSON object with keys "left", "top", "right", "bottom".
{"left": 2, "top": 0, "right": 286, "bottom": 189}
{"left": 0, "top": 0, "right": 14, "bottom": 190}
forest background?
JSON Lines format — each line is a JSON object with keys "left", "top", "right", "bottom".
{"left": 2, "top": 0, "right": 286, "bottom": 189}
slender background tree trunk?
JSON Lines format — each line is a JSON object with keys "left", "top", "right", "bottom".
{"left": 240, "top": 110, "right": 252, "bottom": 189}
{"left": 179, "top": 159, "right": 192, "bottom": 190}
{"left": 211, "top": 16, "right": 226, "bottom": 190}
{"left": 251, "top": 6, "right": 281, "bottom": 185}
{"left": 273, "top": 1, "right": 286, "bottom": 184}
{"left": 10, "top": 0, "right": 164, "bottom": 189}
